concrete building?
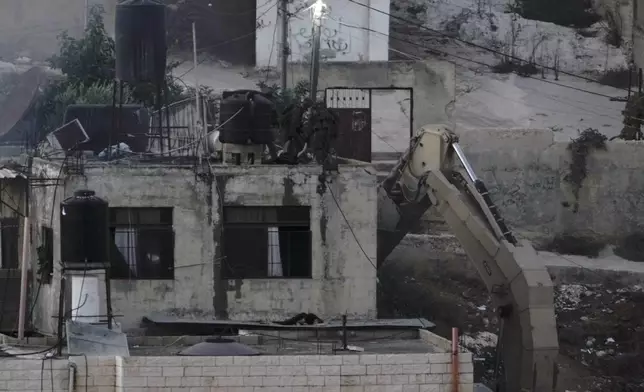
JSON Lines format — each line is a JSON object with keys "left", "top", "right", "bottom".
{"left": 257, "top": 0, "right": 391, "bottom": 67}
{"left": 28, "top": 158, "right": 378, "bottom": 333}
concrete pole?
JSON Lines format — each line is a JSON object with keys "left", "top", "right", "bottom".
{"left": 280, "top": 0, "right": 289, "bottom": 90}
{"left": 309, "top": 23, "right": 322, "bottom": 101}
{"left": 17, "top": 217, "right": 30, "bottom": 340}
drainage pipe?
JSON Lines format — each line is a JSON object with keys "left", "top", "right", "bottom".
{"left": 452, "top": 327, "right": 460, "bottom": 392}
{"left": 68, "top": 362, "right": 77, "bottom": 392}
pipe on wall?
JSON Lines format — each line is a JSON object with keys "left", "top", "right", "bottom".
{"left": 452, "top": 327, "right": 460, "bottom": 392}
{"left": 68, "top": 362, "right": 77, "bottom": 392}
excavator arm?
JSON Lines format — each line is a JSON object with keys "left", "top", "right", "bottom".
{"left": 378, "top": 125, "right": 559, "bottom": 392}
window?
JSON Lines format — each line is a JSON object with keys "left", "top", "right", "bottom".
{"left": 0, "top": 217, "right": 19, "bottom": 269}
{"left": 222, "top": 206, "right": 312, "bottom": 279}
{"left": 109, "top": 208, "right": 174, "bottom": 280}
{"left": 36, "top": 226, "right": 54, "bottom": 283}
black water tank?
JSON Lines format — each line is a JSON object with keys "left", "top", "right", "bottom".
{"left": 115, "top": 0, "right": 167, "bottom": 84}
{"left": 60, "top": 190, "right": 109, "bottom": 265}
{"left": 218, "top": 90, "right": 276, "bottom": 145}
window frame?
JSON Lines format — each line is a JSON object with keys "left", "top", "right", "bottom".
{"left": 108, "top": 207, "right": 175, "bottom": 280}
{"left": 0, "top": 217, "right": 20, "bottom": 270}
{"left": 222, "top": 206, "right": 313, "bottom": 280}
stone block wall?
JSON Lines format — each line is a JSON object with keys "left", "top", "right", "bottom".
{"left": 0, "top": 352, "right": 474, "bottom": 392}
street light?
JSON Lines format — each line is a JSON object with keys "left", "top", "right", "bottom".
{"left": 307, "top": 0, "right": 328, "bottom": 100}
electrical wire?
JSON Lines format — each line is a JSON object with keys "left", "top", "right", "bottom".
{"left": 19, "top": 156, "right": 70, "bottom": 335}
{"left": 346, "top": 0, "right": 632, "bottom": 92}
{"left": 176, "top": 2, "right": 279, "bottom": 79}
{"left": 338, "top": 20, "right": 619, "bottom": 100}
{"left": 97, "top": 107, "right": 244, "bottom": 165}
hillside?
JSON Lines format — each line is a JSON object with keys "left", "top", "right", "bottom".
{"left": 390, "top": 0, "right": 630, "bottom": 140}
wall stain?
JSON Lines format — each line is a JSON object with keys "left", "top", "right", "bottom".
{"left": 212, "top": 174, "right": 233, "bottom": 319}
{"left": 226, "top": 279, "right": 244, "bottom": 300}
{"left": 282, "top": 176, "right": 300, "bottom": 205}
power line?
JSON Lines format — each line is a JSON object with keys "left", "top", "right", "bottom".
{"left": 347, "top": 0, "right": 631, "bottom": 92}
{"left": 339, "top": 21, "right": 618, "bottom": 100}
{"left": 177, "top": 2, "right": 278, "bottom": 80}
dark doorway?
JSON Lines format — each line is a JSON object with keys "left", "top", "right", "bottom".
{"left": 325, "top": 88, "right": 372, "bottom": 162}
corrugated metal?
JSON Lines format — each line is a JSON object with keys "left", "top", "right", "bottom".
{"left": 0, "top": 167, "right": 25, "bottom": 179}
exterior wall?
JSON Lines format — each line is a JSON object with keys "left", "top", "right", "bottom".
{"left": 211, "top": 165, "right": 378, "bottom": 321}
{"left": 288, "top": 61, "right": 456, "bottom": 133}
{"left": 0, "top": 0, "right": 116, "bottom": 61}
{"left": 0, "top": 351, "right": 475, "bottom": 391}
{"left": 29, "top": 161, "right": 377, "bottom": 333}
{"left": 257, "top": 0, "right": 391, "bottom": 66}
{"left": 457, "top": 128, "right": 644, "bottom": 242}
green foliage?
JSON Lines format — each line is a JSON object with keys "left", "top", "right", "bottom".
{"left": 563, "top": 128, "right": 607, "bottom": 212}
{"left": 510, "top": 0, "right": 600, "bottom": 28}
{"left": 33, "top": 5, "right": 187, "bottom": 140}
{"left": 256, "top": 79, "right": 310, "bottom": 126}
{"left": 48, "top": 5, "right": 115, "bottom": 85}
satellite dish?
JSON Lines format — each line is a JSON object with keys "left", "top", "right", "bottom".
{"left": 0, "top": 67, "right": 48, "bottom": 139}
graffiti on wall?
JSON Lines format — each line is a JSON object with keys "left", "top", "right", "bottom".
{"left": 290, "top": 4, "right": 352, "bottom": 60}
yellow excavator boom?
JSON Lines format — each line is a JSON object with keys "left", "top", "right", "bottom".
{"left": 378, "top": 125, "right": 559, "bottom": 392}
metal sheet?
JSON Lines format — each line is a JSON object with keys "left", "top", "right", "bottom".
{"left": 66, "top": 320, "right": 130, "bottom": 356}
{"left": 178, "top": 338, "right": 260, "bottom": 356}
{"left": 0, "top": 167, "right": 25, "bottom": 179}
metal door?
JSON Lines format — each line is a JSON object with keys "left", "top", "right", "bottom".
{"left": 326, "top": 88, "right": 372, "bottom": 162}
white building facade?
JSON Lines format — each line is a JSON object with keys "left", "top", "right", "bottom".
{"left": 256, "top": 0, "right": 391, "bottom": 67}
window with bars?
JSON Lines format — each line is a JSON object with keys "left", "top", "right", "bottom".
{"left": 109, "top": 208, "right": 174, "bottom": 280}
{"left": 0, "top": 217, "right": 19, "bottom": 269}
{"left": 222, "top": 206, "right": 312, "bottom": 279}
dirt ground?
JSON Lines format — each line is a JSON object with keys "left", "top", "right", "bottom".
{"left": 378, "top": 259, "right": 644, "bottom": 392}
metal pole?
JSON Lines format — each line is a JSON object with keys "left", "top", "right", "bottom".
{"left": 17, "top": 216, "right": 30, "bottom": 340}
{"left": 193, "top": 22, "right": 202, "bottom": 127}
{"left": 309, "top": 23, "right": 322, "bottom": 101}
{"left": 280, "top": 0, "right": 289, "bottom": 90}
{"left": 451, "top": 327, "right": 460, "bottom": 392}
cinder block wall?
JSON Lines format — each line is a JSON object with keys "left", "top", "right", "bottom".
{"left": 0, "top": 353, "right": 474, "bottom": 392}
{"left": 0, "top": 356, "right": 115, "bottom": 391}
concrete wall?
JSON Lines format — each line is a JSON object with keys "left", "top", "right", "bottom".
{"left": 29, "top": 161, "right": 377, "bottom": 333}
{"left": 257, "top": 0, "right": 391, "bottom": 67}
{"left": 215, "top": 165, "right": 378, "bottom": 322}
{"left": 0, "top": 0, "right": 116, "bottom": 61}
{"left": 289, "top": 61, "right": 456, "bottom": 134}
{"left": 0, "top": 351, "right": 474, "bottom": 391}
{"left": 458, "top": 128, "right": 644, "bottom": 242}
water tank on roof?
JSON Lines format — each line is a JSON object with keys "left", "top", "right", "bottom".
{"left": 218, "top": 90, "right": 276, "bottom": 145}
{"left": 115, "top": 0, "right": 167, "bottom": 84}
{"left": 60, "top": 190, "right": 109, "bottom": 265}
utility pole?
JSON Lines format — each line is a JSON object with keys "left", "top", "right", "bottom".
{"left": 309, "top": 0, "right": 326, "bottom": 101}
{"left": 280, "top": 0, "right": 289, "bottom": 90}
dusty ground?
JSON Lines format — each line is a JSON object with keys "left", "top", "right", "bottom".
{"left": 378, "top": 258, "right": 644, "bottom": 392}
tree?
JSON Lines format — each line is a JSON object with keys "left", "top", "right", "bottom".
{"left": 33, "top": 5, "right": 187, "bottom": 140}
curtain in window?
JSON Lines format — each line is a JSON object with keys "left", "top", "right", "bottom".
{"left": 114, "top": 228, "right": 137, "bottom": 277}
{"left": 267, "top": 227, "right": 283, "bottom": 277}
